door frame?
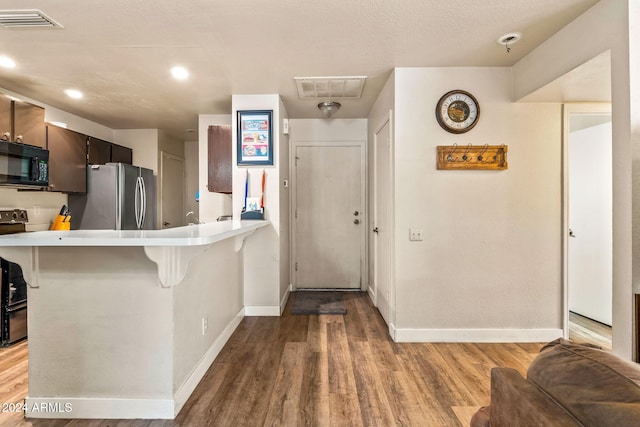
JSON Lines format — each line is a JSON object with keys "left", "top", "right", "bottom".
{"left": 159, "top": 151, "right": 185, "bottom": 229}
{"left": 372, "top": 111, "right": 395, "bottom": 327}
{"left": 562, "top": 103, "right": 612, "bottom": 338}
{"left": 290, "top": 140, "right": 367, "bottom": 291}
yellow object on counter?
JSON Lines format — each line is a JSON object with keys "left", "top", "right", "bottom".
{"left": 50, "top": 214, "right": 71, "bottom": 230}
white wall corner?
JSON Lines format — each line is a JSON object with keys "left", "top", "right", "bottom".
{"left": 280, "top": 283, "right": 293, "bottom": 315}
{"left": 173, "top": 308, "right": 245, "bottom": 416}
{"left": 244, "top": 305, "right": 281, "bottom": 316}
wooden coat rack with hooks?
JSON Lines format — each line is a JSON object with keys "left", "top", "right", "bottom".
{"left": 436, "top": 144, "right": 508, "bottom": 170}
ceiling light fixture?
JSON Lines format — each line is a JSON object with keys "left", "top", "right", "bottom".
{"left": 0, "top": 55, "right": 16, "bottom": 68}
{"left": 171, "top": 66, "right": 189, "bottom": 80}
{"left": 497, "top": 32, "right": 522, "bottom": 53}
{"left": 64, "top": 89, "right": 83, "bottom": 99}
{"left": 318, "top": 101, "right": 341, "bottom": 118}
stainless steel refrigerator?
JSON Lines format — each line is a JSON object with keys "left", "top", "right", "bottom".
{"left": 69, "top": 163, "right": 156, "bottom": 230}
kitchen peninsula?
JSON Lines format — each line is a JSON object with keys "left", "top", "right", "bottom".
{"left": 0, "top": 220, "right": 269, "bottom": 419}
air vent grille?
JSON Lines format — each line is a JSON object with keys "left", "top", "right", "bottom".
{"left": 294, "top": 76, "right": 366, "bottom": 100}
{"left": 0, "top": 9, "right": 63, "bottom": 28}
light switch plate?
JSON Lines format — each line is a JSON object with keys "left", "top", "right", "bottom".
{"left": 283, "top": 119, "right": 289, "bottom": 134}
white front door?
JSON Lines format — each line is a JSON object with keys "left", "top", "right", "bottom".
{"left": 160, "top": 151, "right": 185, "bottom": 229}
{"left": 294, "top": 143, "right": 364, "bottom": 289}
{"left": 374, "top": 116, "right": 393, "bottom": 323}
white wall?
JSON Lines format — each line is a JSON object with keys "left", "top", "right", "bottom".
{"left": 389, "top": 67, "right": 563, "bottom": 342}
{"left": 198, "top": 114, "right": 233, "bottom": 223}
{"left": 231, "top": 94, "right": 290, "bottom": 314}
{"left": 513, "top": 0, "right": 638, "bottom": 358}
{"left": 113, "top": 129, "right": 159, "bottom": 173}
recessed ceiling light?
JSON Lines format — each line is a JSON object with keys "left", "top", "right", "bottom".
{"left": 64, "top": 89, "right": 83, "bottom": 99}
{"left": 0, "top": 55, "right": 16, "bottom": 68}
{"left": 171, "top": 66, "right": 189, "bottom": 80}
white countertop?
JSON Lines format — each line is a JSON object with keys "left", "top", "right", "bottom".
{"left": 0, "top": 220, "right": 269, "bottom": 247}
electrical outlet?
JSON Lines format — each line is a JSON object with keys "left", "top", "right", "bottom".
{"left": 201, "top": 316, "right": 208, "bottom": 335}
{"left": 409, "top": 228, "right": 424, "bottom": 241}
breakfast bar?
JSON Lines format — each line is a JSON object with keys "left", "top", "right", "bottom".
{"left": 0, "top": 220, "right": 269, "bottom": 419}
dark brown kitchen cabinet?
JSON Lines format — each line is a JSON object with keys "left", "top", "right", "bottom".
{"left": 87, "top": 137, "right": 111, "bottom": 165}
{"left": 13, "top": 101, "right": 46, "bottom": 148}
{"left": 46, "top": 125, "right": 87, "bottom": 193}
{"left": 208, "top": 125, "right": 232, "bottom": 194}
{"left": 0, "top": 94, "right": 11, "bottom": 140}
{"left": 111, "top": 143, "right": 132, "bottom": 164}
{"left": 87, "top": 137, "right": 132, "bottom": 165}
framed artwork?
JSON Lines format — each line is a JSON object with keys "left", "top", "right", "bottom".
{"left": 237, "top": 110, "right": 273, "bottom": 166}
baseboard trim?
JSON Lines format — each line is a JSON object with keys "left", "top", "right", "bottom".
{"left": 244, "top": 305, "right": 281, "bottom": 316}
{"left": 173, "top": 307, "right": 245, "bottom": 415}
{"left": 392, "top": 327, "right": 563, "bottom": 343}
{"left": 280, "top": 284, "right": 292, "bottom": 315}
{"left": 25, "top": 397, "right": 175, "bottom": 419}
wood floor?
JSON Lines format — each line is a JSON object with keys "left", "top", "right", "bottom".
{"left": 568, "top": 311, "right": 612, "bottom": 350}
{"left": 0, "top": 292, "right": 547, "bottom": 426}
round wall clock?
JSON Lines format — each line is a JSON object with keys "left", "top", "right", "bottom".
{"left": 435, "top": 90, "right": 480, "bottom": 134}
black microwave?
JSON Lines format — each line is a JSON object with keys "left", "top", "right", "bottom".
{"left": 0, "top": 139, "right": 49, "bottom": 188}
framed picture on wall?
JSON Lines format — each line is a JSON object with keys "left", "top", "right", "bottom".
{"left": 237, "top": 110, "right": 273, "bottom": 166}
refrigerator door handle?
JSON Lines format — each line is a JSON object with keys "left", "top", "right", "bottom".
{"left": 134, "top": 176, "right": 142, "bottom": 229}
{"left": 140, "top": 176, "right": 147, "bottom": 228}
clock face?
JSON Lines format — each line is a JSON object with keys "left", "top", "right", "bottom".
{"left": 436, "top": 90, "right": 480, "bottom": 134}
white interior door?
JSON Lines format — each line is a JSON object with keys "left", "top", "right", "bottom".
{"left": 374, "top": 116, "right": 393, "bottom": 323}
{"left": 294, "top": 143, "right": 364, "bottom": 289}
{"left": 160, "top": 151, "right": 185, "bottom": 229}
{"left": 568, "top": 117, "right": 612, "bottom": 325}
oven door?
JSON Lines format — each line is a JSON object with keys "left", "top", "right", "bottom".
{"left": 4, "top": 301, "right": 27, "bottom": 345}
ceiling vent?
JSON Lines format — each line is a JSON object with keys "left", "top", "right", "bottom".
{"left": 294, "top": 76, "right": 366, "bottom": 100}
{"left": 0, "top": 10, "right": 63, "bottom": 28}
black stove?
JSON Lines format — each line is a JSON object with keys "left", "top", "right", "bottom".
{"left": 0, "top": 209, "right": 29, "bottom": 346}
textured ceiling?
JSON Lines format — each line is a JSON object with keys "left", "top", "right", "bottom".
{"left": 0, "top": 0, "right": 600, "bottom": 140}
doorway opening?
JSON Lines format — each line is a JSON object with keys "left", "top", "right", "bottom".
{"left": 563, "top": 103, "right": 612, "bottom": 348}
{"left": 291, "top": 141, "right": 366, "bottom": 290}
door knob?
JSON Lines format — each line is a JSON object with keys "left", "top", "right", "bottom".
{"left": 163, "top": 221, "right": 170, "bottom": 226}
{"left": 373, "top": 227, "right": 379, "bottom": 233}
{"left": 354, "top": 211, "right": 359, "bottom": 216}
{"left": 569, "top": 229, "right": 576, "bottom": 238}
{"left": 354, "top": 219, "right": 360, "bottom": 224}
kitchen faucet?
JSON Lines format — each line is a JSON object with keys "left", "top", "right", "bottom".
{"left": 186, "top": 211, "right": 203, "bottom": 224}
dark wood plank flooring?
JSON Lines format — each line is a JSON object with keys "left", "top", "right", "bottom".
{"left": 0, "top": 292, "right": 544, "bottom": 426}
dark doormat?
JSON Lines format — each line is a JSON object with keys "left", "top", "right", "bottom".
{"left": 290, "top": 291, "right": 347, "bottom": 315}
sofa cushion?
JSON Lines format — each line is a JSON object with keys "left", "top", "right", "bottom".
{"left": 527, "top": 339, "right": 640, "bottom": 426}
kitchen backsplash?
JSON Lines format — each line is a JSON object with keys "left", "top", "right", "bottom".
{"left": 0, "top": 187, "right": 67, "bottom": 230}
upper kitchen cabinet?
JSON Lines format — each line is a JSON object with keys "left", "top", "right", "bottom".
{"left": 111, "top": 143, "right": 132, "bottom": 164}
{"left": 0, "top": 94, "right": 11, "bottom": 140}
{"left": 207, "top": 125, "right": 232, "bottom": 194}
{"left": 47, "top": 125, "right": 87, "bottom": 193}
{"left": 87, "top": 137, "right": 111, "bottom": 165}
{"left": 13, "top": 101, "right": 46, "bottom": 148}
{"left": 88, "top": 137, "right": 132, "bottom": 165}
